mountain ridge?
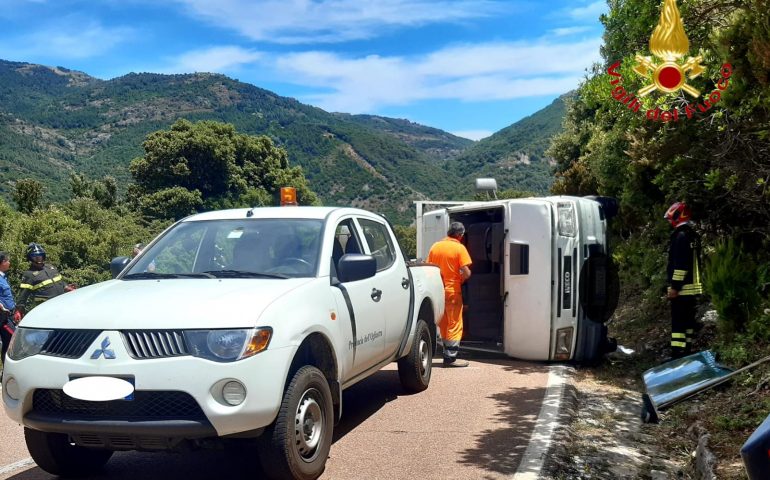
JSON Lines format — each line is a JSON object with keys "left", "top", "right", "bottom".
{"left": 0, "top": 59, "right": 565, "bottom": 223}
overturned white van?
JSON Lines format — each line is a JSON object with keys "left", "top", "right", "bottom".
{"left": 416, "top": 195, "right": 619, "bottom": 363}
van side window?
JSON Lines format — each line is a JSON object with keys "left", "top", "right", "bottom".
{"left": 358, "top": 219, "right": 396, "bottom": 271}
{"left": 509, "top": 243, "right": 529, "bottom": 275}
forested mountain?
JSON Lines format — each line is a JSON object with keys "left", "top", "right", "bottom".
{"left": 332, "top": 113, "right": 474, "bottom": 163}
{"left": 444, "top": 94, "right": 569, "bottom": 194}
{"left": 0, "top": 59, "right": 564, "bottom": 223}
{"left": 0, "top": 60, "right": 441, "bottom": 223}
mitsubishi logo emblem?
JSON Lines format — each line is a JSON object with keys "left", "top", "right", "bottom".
{"left": 90, "top": 336, "right": 116, "bottom": 359}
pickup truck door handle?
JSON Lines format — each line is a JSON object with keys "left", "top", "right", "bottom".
{"left": 371, "top": 288, "right": 382, "bottom": 302}
{"left": 401, "top": 278, "right": 410, "bottom": 289}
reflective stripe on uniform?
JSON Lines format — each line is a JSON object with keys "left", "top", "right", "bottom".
{"left": 679, "top": 249, "right": 703, "bottom": 295}
{"left": 671, "top": 341, "right": 687, "bottom": 348}
{"left": 672, "top": 269, "right": 687, "bottom": 281}
{"left": 680, "top": 284, "right": 703, "bottom": 295}
{"left": 672, "top": 332, "right": 686, "bottom": 339}
{"left": 22, "top": 275, "right": 63, "bottom": 291}
{"left": 693, "top": 250, "right": 701, "bottom": 284}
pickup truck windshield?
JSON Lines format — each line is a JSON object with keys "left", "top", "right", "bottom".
{"left": 125, "top": 218, "right": 323, "bottom": 279}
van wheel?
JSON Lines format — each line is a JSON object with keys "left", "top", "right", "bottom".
{"left": 398, "top": 319, "right": 433, "bottom": 392}
{"left": 24, "top": 428, "right": 113, "bottom": 477}
{"left": 259, "top": 365, "right": 333, "bottom": 480}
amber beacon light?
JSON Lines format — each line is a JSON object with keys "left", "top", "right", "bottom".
{"left": 280, "top": 187, "right": 298, "bottom": 206}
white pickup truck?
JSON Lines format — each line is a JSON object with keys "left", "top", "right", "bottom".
{"left": 2, "top": 206, "right": 445, "bottom": 480}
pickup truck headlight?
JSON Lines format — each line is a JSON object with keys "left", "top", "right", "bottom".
{"left": 7, "top": 328, "right": 54, "bottom": 361}
{"left": 184, "top": 328, "right": 272, "bottom": 362}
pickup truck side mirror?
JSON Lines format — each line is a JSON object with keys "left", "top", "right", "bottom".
{"left": 337, "top": 254, "right": 376, "bottom": 283}
{"left": 110, "top": 256, "right": 131, "bottom": 278}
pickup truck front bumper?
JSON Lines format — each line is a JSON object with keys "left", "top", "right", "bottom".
{"left": 3, "top": 331, "right": 297, "bottom": 440}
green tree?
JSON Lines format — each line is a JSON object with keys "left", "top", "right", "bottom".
{"left": 393, "top": 225, "right": 416, "bottom": 260}
{"left": 138, "top": 186, "right": 203, "bottom": 220}
{"left": 129, "top": 119, "right": 318, "bottom": 220}
{"left": 548, "top": 0, "right": 770, "bottom": 354}
{"left": 0, "top": 196, "right": 165, "bottom": 290}
{"left": 70, "top": 173, "right": 119, "bottom": 209}
{"left": 92, "top": 176, "right": 118, "bottom": 209}
{"left": 550, "top": 0, "right": 770, "bottom": 236}
{"left": 12, "top": 178, "right": 44, "bottom": 214}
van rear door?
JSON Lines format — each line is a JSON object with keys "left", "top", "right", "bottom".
{"left": 504, "top": 200, "right": 553, "bottom": 360}
{"left": 417, "top": 209, "right": 449, "bottom": 260}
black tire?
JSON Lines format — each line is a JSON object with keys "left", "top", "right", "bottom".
{"left": 259, "top": 365, "right": 334, "bottom": 480}
{"left": 24, "top": 428, "right": 113, "bottom": 477}
{"left": 397, "top": 319, "right": 433, "bottom": 392}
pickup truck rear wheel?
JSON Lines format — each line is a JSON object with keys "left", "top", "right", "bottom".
{"left": 398, "top": 318, "right": 432, "bottom": 392}
{"left": 24, "top": 428, "right": 113, "bottom": 477}
{"left": 259, "top": 365, "right": 333, "bottom": 480}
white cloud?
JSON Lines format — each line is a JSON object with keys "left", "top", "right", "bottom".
{"left": 162, "top": 46, "right": 263, "bottom": 74}
{"left": 0, "top": 19, "right": 133, "bottom": 60}
{"left": 428, "top": 75, "right": 584, "bottom": 101}
{"left": 549, "top": 26, "right": 593, "bottom": 37}
{"left": 175, "top": 0, "right": 507, "bottom": 44}
{"left": 416, "top": 40, "right": 601, "bottom": 77}
{"left": 565, "top": 1, "right": 607, "bottom": 20}
{"left": 273, "top": 38, "right": 601, "bottom": 112}
{"left": 452, "top": 130, "right": 491, "bottom": 141}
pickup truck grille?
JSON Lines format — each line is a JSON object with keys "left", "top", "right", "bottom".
{"left": 32, "top": 389, "right": 206, "bottom": 420}
{"left": 41, "top": 330, "right": 101, "bottom": 359}
{"left": 121, "top": 330, "right": 188, "bottom": 359}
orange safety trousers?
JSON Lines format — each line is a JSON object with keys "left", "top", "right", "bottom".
{"left": 439, "top": 292, "right": 464, "bottom": 343}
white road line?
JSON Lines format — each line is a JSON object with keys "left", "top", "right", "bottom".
{"left": 0, "top": 458, "right": 35, "bottom": 476}
{"left": 511, "top": 365, "right": 568, "bottom": 480}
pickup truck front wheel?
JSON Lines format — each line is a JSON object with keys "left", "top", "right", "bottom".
{"left": 397, "top": 318, "right": 432, "bottom": 392}
{"left": 24, "top": 428, "right": 113, "bottom": 477}
{"left": 259, "top": 365, "right": 333, "bottom": 480}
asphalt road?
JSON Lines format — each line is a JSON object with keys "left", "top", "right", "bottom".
{"left": 0, "top": 354, "right": 550, "bottom": 480}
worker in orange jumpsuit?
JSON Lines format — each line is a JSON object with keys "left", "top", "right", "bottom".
{"left": 428, "top": 222, "right": 472, "bottom": 367}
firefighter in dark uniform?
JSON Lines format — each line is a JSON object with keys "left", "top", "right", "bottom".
{"left": 664, "top": 202, "right": 703, "bottom": 358}
{"left": 17, "top": 243, "right": 68, "bottom": 314}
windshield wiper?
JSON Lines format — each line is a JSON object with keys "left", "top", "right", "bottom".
{"left": 122, "top": 272, "right": 185, "bottom": 280}
{"left": 202, "top": 270, "right": 289, "bottom": 279}
{"left": 176, "top": 272, "right": 217, "bottom": 279}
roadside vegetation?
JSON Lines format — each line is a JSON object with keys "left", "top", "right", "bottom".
{"left": 0, "top": 120, "right": 317, "bottom": 329}
{"left": 549, "top": 0, "right": 770, "bottom": 476}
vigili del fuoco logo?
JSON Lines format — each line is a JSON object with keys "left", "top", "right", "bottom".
{"left": 606, "top": 0, "right": 733, "bottom": 122}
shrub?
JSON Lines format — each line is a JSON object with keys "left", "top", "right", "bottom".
{"left": 612, "top": 226, "right": 668, "bottom": 306}
{"left": 704, "top": 239, "right": 761, "bottom": 338}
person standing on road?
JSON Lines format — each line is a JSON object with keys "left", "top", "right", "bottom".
{"left": 428, "top": 222, "right": 472, "bottom": 367}
{"left": 0, "top": 251, "right": 21, "bottom": 364}
{"left": 16, "top": 243, "right": 71, "bottom": 315}
{"left": 664, "top": 202, "right": 703, "bottom": 359}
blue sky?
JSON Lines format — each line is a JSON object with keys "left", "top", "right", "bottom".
{"left": 0, "top": 0, "right": 607, "bottom": 140}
